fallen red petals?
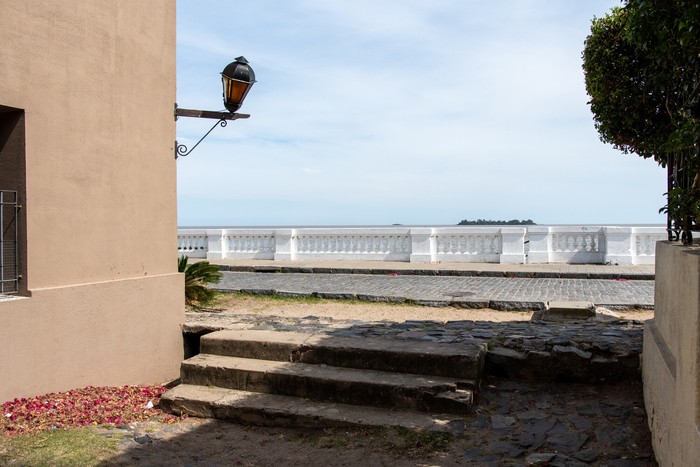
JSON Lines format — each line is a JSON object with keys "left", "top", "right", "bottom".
{"left": 1, "top": 385, "right": 181, "bottom": 436}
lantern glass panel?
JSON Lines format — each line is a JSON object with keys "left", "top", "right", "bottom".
{"left": 224, "top": 77, "right": 248, "bottom": 105}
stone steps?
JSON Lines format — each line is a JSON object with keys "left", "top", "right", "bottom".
{"left": 161, "top": 330, "right": 487, "bottom": 432}
{"left": 159, "top": 384, "right": 467, "bottom": 434}
{"left": 200, "top": 330, "right": 485, "bottom": 379}
{"left": 181, "top": 354, "right": 476, "bottom": 413}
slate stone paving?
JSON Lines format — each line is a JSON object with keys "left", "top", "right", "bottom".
{"left": 213, "top": 272, "right": 654, "bottom": 310}
{"left": 463, "top": 378, "right": 655, "bottom": 466}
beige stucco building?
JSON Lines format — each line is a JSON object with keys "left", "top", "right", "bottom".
{"left": 644, "top": 241, "right": 700, "bottom": 465}
{"left": 0, "top": 1, "right": 183, "bottom": 403}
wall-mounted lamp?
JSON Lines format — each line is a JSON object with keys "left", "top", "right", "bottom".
{"left": 174, "top": 56, "right": 255, "bottom": 159}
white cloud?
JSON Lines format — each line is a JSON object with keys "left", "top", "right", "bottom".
{"left": 176, "top": 0, "right": 665, "bottom": 227}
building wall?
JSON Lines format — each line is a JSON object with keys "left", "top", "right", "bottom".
{"left": 0, "top": 1, "right": 183, "bottom": 402}
{"left": 643, "top": 241, "right": 700, "bottom": 465}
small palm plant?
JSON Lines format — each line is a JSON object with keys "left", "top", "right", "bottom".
{"left": 178, "top": 255, "right": 223, "bottom": 305}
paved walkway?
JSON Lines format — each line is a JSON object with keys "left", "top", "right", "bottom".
{"left": 213, "top": 271, "right": 654, "bottom": 310}
{"left": 208, "top": 259, "right": 655, "bottom": 279}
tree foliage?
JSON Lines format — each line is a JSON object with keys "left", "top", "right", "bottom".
{"left": 457, "top": 219, "right": 536, "bottom": 226}
{"left": 582, "top": 0, "right": 700, "bottom": 241}
{"left": 582, "top": 7, "right": 672, "bottom": 162}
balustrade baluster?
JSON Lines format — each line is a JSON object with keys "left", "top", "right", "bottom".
{"left": 454, "top": 236, "right": 462, "bottom": 254}
{"left": 469, "top": 236, "right": 478, "bottom": 254}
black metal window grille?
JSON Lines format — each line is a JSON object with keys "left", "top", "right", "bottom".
{"left": 0, "top": 190, "right": 19, "bottom": 294}
{"left": 667, "top": 152, "right": 700, "bottom": 243}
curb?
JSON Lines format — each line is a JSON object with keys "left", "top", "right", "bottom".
{"left": 213, "top": 287, "right": 653, "bottom": 312}
{"left": 216, "top": 265, "right": 655, "bottom": 281}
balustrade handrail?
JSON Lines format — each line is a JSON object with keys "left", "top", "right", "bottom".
{"left": 177, "top": 225, "right": 667, "bottom": 265}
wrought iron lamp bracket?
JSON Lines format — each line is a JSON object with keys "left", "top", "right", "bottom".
{"left": 175, "top": 118, "right": 227, "bottom": 159}
{"left": 174, "top": 104, "right": 250, "bottom": 159}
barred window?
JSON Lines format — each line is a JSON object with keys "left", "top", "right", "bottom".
{"left": 0, "top": 106, "right": 26, "bottom": 296}
{"left": 0, "top": 190, "right": 18, "bottom": 294}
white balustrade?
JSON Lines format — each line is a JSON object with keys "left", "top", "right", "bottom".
{"left": 607, "top": 227, "right": 666, "bottom": 265}
{"left": 433, "top": 227, "right": 507, "bottom": 263}
{"left": 294, "top": 228, "right": 411, "bottom": 261}
{"left": 550, "top": 226, "right": 605, "bottom": 264}
{"left": 177, "top": 225, "right": 667, "bottom": 265}
{"left": 176, "top": 230, "right": 208, "bottom": 258}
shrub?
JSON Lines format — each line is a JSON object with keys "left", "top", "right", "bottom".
{"left": 177, "top": 255, "right": 223, "bottom": 305}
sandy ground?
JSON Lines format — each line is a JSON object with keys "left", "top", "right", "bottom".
{"left": 199, "top": 293, "right": 655, "bottom": 323}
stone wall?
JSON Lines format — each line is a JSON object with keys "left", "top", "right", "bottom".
{"left": 643, "top": 241, "right": 700, "bottom": 465}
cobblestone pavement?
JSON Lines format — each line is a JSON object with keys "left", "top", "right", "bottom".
{"left": 214, "top": 272, "right": 654, "bottom": 310}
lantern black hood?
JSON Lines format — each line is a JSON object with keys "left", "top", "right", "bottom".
{"left": 221, "top": 56, "right": 256, "bottom": 113}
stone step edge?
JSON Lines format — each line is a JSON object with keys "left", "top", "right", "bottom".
{"left": 182, "top": 325, "right": 644, "bottom": 384}
{"left": 181, "top": 354, "right": 476, "bottom": 414}
{"left": 183, "top": 353, "right": 478, "bottom": 390}
{"left": 200, "top": 329, "right": 485, "bottom": 380}
{"left": 217, "top": 265, "right": 654, "bottom": 281}
{"left": 211, "top": 286, "right": 654, "bottom": 311}
{"left": 159, "top": 384, "right": 467, "bottom": 435}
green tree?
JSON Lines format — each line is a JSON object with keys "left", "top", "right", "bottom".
{"left": 457, "top": 219, "right": 536, "bottom": 226}
{"left": 582, "top": 0, "right": 700, "bottom": 242}
{"left": 178, "top": 255, "right": 223, "bottom": 305}
{"left": 582, "top": 7, "right": 672, "bottom": 163}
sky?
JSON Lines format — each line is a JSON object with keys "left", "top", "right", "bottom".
{"left": 176, "top": 0, "right": 666, "bottom": 227}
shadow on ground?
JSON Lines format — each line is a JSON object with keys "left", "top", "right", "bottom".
{"left": 100, "top": 377, "right": 656, "bottom": 466}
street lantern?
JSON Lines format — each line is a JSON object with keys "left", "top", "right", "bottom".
{"left": 221, "top": 56, "right": 256, "bottom": 113}
{"left": 174, "top": 56, "right": 255, "bottom": 159}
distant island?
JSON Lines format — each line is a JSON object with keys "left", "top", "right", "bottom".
{"left": 457, "top": 219, "right": 536, "bottom": 225}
